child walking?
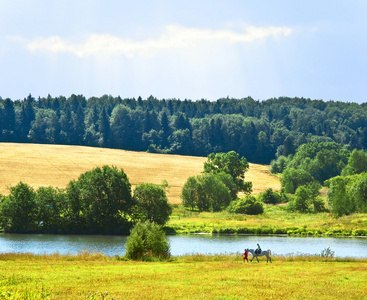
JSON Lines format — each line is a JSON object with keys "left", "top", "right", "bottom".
{"left": 243, "top": 249, "right": 249, "bottom": 262}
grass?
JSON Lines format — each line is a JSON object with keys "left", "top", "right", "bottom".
{"left": 0, "top": 143, "right": 280, "bottom": 205}
{"left": 0, "top": 252, "right": 366, "bottom": 299}
{"left": 167, "top": 205, "right": 367, "bottom": 236}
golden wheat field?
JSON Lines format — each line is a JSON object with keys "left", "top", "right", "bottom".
{"left": 0, "top": 143, "right": 280, "bottom": 204}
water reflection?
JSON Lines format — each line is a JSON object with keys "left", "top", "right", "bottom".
{"left": 0, "top": 233, "right": 366, "bottom": 258}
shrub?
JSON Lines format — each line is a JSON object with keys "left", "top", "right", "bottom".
{"left": 125, "top": 221, "right": 170, "bottom": 260}
{"left": 258, "top": 188, "right": 281, "bottom": 204}
{"left": 228, "top": 196, "right": 263, "bottom": 215}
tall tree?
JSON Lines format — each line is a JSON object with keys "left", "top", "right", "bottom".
{"left": 2, "top": 98, "right": 16, "bottom": 139}
{"left": 18, "top": 94, "right": 36, "bottom": 141}
{"left": 133, "top": 182, "right": 172, "bottom": 225}
{"left": 203, "top": 151, "right": 252, "bottom": 195}
{"left": 66, "top": 165, "right": 133, "bottom": 234}
{"left": 0, "top": 182, "right": 38, "bottom": 233}
{"left": 98, "top": 107, "right": 110, "bottom": 147}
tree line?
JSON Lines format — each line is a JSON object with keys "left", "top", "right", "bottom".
{"left": 0, "top": 151, "right": 255, "bottom": 234}
{"left": 2, "top": 94, "right": 367, "bottom": 163}
{"left": 0, "top": 166, "right": 171, "bottom": 234}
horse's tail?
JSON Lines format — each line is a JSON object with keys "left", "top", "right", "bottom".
{"left": 269, "top": 249, "right": 271, "bottom": 256}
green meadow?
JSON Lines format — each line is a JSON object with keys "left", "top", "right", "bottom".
{"left": 167, "top": 205, "right": 367, "bottom": 236}
{"left": 0, "top": 253, "right": 366, "bottom": 299}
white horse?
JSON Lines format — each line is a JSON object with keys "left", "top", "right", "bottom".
{"left": 247, "top": 248, "right": 272, "bottom": 263}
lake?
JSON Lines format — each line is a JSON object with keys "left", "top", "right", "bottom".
{"left": 0, "top": 233, "right": 366, "bottom": 258}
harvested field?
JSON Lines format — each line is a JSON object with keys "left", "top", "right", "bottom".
{"left": 0, "top": 143, "right": 280, "bottom": 204}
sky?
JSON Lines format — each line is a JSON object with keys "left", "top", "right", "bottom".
{"left": 0, "top": 0, "right": 366, "bottom": 103}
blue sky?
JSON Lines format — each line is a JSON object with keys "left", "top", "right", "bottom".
{"left": 1, "top": 0, "right": 366, "bottom": 103}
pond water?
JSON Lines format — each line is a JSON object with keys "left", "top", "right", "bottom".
{"left": 0, "top": 233, "right": 366, "bottom": 258}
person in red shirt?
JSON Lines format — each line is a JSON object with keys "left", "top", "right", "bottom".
{"left": 243, "top": 249, "right": 249, "bottom": 262}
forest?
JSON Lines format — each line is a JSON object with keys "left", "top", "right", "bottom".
{"left": 1, "top": 94, "right": 367, "bottom": 164}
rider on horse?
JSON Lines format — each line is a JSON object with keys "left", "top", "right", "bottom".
{"left": 256, "top": 243, "right": 261, "bottom": 255}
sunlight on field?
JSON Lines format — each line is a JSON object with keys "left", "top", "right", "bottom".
{"left": 0, "top": 143, "right": 280, "bottom": 204}
{"left": 0, "top": 253, "right": 366, "bottom": 299}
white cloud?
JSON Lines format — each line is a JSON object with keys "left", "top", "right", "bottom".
{"left": 20, "top": 24, "right": 293, "bottom": 58}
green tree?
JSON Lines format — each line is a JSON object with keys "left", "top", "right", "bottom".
{"left": 0, "top": 182, "right": 38, "bottom": 233}
{"left": 125, "top": 221, "right": 170, "bottom": 260}
{"left": 281, "top": 168, "right": 314, "bottom": 194}
{"left": 203, "top": 151, "right": 252, "bottom": 195}
{"left": 349, "top": 173, "right": 367, "bottom": 213}
{"left": 181, "top": 176, "right": 201, "bottom": 211}
{"left": 110, "top": 105, "right": 133, "bottom": 149}
{"left": 200, "top": 174, "right": 232, "bottom": 212}
{"left": 18, "top": 95, "right": 36, "bottom": 141}
{"left": 98, "top": 107, "right": 110, "bottom": 147}
{"left": 64, "top": 180, "right": 86, "bottom": 232}
{"left": 285, "top": 142, "right": 349, "bottom": 184}
{"left": 181, "top": 173, "right": 232, "bottom": 212}
{"left": 28, "top": 109, "right": 58, "bottom": 143}
{"left": 65, "top": 165, "right": 133, "bottom": 234}
{"left": 160, "top": 110, "right": 171, "bottom": 149}
{"left": 327, "top": 176, "right": 355, "bottom": 217}
{"left": 169, "top": 129, "right": 192, "bottom": 154}
{"left": 36, "top": 186, "right": 66, "bottom": 233}
{"left": 227, "top": 195, "right": 263, "bottom": 215}
{"left": 293, "top": 185, "right": 311, "bottom": 213}
{"left": 214, "top": 172, "right": 238, "bottom": 201}
{"left": 303, "top": 181, "right": 327, "bottom": 213}
{"left": 258, "top": 188, "right": 281, "bottom": 204}
{"left": 270, "top": 155, "right": 288, "bottom": 174}
{"left": 2, "top": 98, "right": 16, "bottom": 139}
{"left": 70, "top": 104, "right": 85, "bottom": 145}
{"left": 342, "top": 149, "right": 367, "bottom": 176}
{"left": 133, "top": 182, "right": 172, "bottom": 225}
{"left": 58, "top": 106, "right": 73, "bottom": 144}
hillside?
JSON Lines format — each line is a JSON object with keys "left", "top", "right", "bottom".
{"left": 0, "top": 143, "right": 280, "bottom": 204}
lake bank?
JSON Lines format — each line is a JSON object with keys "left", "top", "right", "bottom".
{"left": 0, "top": 253, "right": 366, "bottom": 299}
{"left": 167, "top": 205, "right": 367, "bottom": 237}
{"left": 1, "top": 233, "right": 367, "bottom": 258}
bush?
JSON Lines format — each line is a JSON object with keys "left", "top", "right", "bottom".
{"left": 258, "top": 188, "right": 281, "bottom": 204}
{"left": 228, "top": 196, "right": 263, "bottom": 215}
{"left": 125, "top": 221, "right": 170, "bottom": 260}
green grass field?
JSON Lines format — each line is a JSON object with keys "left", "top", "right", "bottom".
{"left": 167, "top": 205, "right": 367, "bottom": 236}
{"left": 0, "top": 253, "right": 366, "bottom": 299}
